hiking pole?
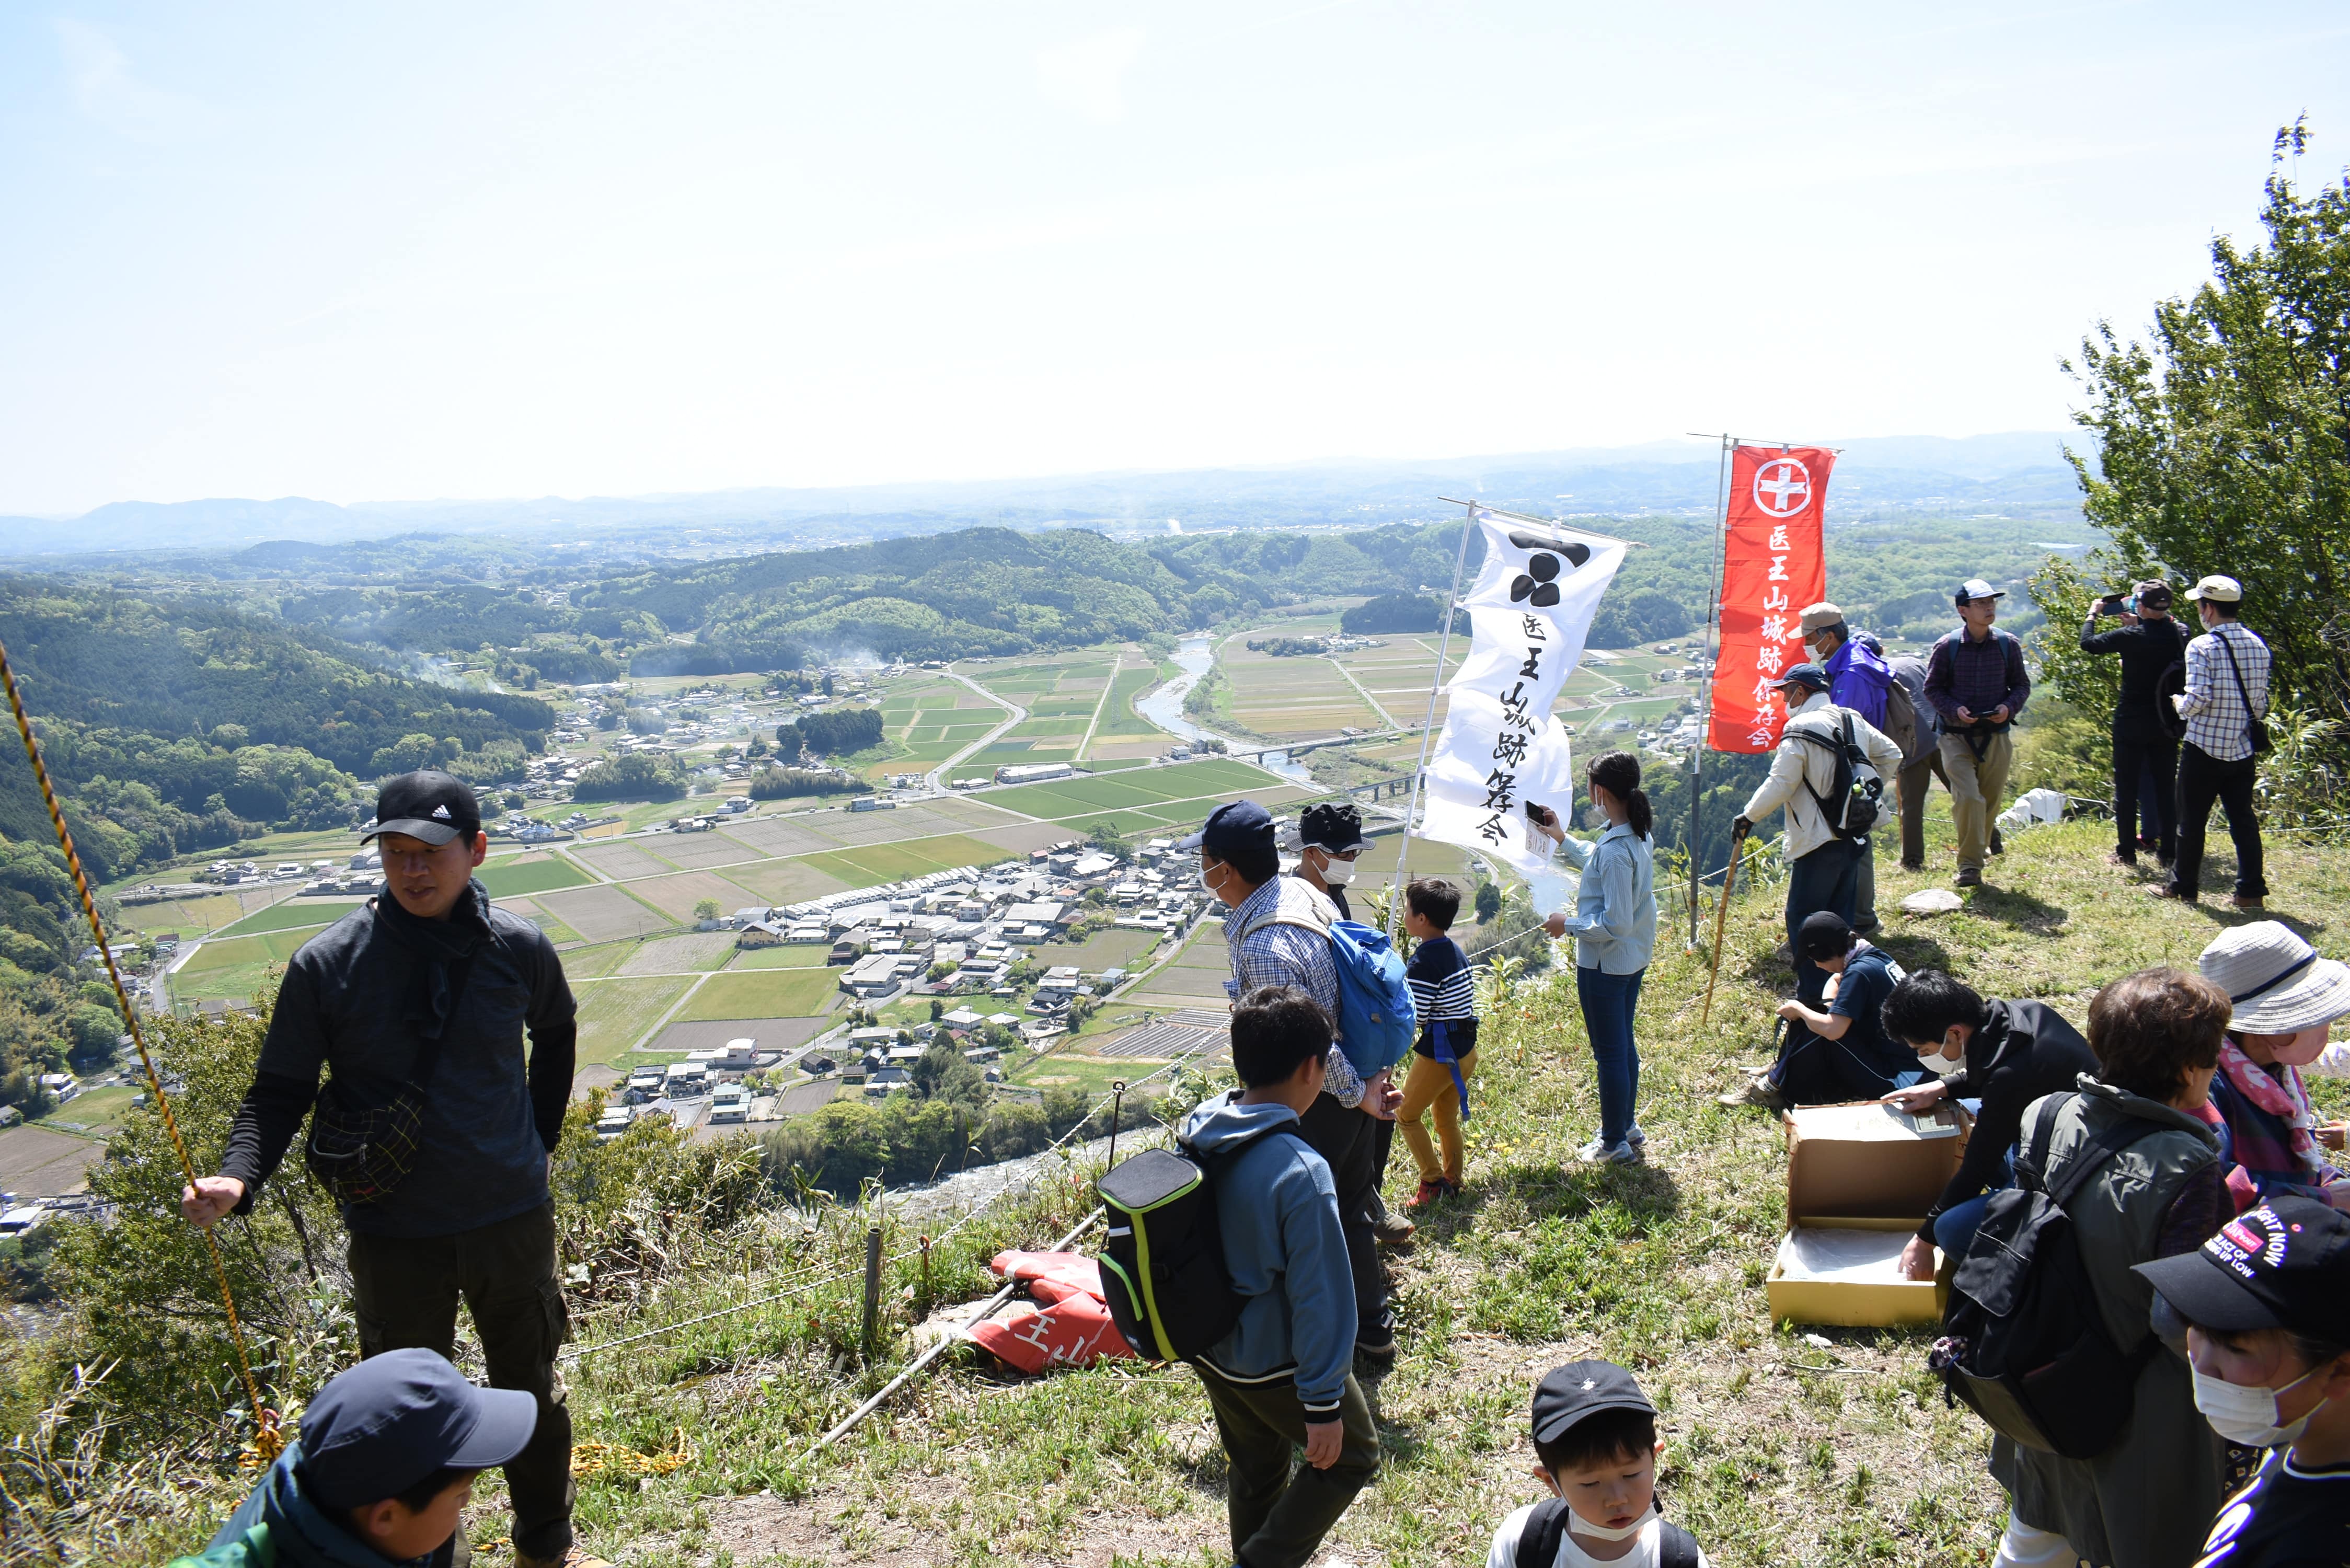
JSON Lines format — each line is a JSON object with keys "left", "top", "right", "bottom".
{"left": 0, "top": 637, "right": 283, "bottom": 1461}
{"left": 1699, "top": 823, "right": 1750, "bottom": 1027}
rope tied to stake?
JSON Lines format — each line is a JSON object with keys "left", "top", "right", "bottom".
{"left": 0, "top": 637, "right": 283, "bottom": 1463}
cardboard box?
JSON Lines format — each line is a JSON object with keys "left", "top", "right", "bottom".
{"left": 1766, "top": 1099, "right": 1972, "bottom": 1328}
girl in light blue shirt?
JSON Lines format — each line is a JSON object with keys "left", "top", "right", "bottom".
{"left": 1535, "top": 751, "right": 1658, "bottom": 1165}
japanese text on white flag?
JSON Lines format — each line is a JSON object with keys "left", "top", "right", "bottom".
{"left": 1417, "top": 509, "right": 1626, "bottom": 876}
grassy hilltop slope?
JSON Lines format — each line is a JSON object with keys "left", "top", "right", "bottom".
{"left": 36, "top": 812, "right": 2343, "bottom": 1567}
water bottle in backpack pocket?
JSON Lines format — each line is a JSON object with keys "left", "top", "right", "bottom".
{"left": 1928, "top": 1096, "right": 2162, "bottom": 1459}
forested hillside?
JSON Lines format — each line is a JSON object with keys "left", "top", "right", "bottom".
{"left": 0, "top": 579, "right": 555, "bottom": 882}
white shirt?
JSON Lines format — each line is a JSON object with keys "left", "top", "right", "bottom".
{"left": 1738, "top": 692, "right": 1905, "bottom": 863}
{"left": 1484, "top": 1503, "right": 1714, "bottom": 1568}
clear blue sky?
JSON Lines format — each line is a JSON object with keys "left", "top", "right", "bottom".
{"left": 2, "top": 3, "right": 2344, "bottom": 515}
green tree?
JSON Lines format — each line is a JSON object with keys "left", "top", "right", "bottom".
{"left": 2058, "top": 120, "right": 2350, "bottom": 718}
{"left": 693, "top": 898, "right": 721, "bottom": 921}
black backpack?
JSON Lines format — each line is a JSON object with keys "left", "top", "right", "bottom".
{"left": 1512, "top": 1500, "right": 1701, "bottom": 1568}
{"left": 1096, "top": 1120, "right": 1297, "bottom": 1362}
{"left": 1929, "top": 1096, "right": 2163, "bottom": 1459}
{"left": 1791, "top": 709, "right": 1884, "bottom": 840}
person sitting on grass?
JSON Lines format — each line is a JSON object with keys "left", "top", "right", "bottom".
{"left": 1762, "top": 912, "right": 1925, "bottom": 1108}
{"left": 1397, "top": 877, "right": 1479, "bottom": 1208}
{"left": 177, "top": 1348, "right": 536, "bottom": 1568}
{"left": 2197, "top": 921, "right": 2350, "bottom": 1211}
{"left": 2138, "top": 1194, "right": 2350, "bottom": 1565}
{"left": 1484, "top": 1359, "right": 1711, "bottom": 1567}
{"left": 1179, "top": 985, "right": 1381, "bottom": 1568}
{"left": 1879, "top": 970, "right": 2096, "bottom": 1279}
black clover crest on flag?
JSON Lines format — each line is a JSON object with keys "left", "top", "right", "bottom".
{"left": 1419, "top": 507, "right": 1627, "bottom": 875}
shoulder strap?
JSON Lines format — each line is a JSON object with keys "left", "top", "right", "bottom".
{"left": 1513, "top": 1498, "right": 1573, "bottom": 1568}
{"left": 2043, "top": 1103, "right": 2167, "bottom": 1212}
{"left": 1656, "top": 1520, "right": 1704, "bottom": 1568}
{"left": 2215, "top": 628, "right": 2263, "bottom": 719}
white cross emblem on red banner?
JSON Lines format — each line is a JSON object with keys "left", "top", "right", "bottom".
{"left": 1754, "top": 458, "right": 1812, "bottom": 517}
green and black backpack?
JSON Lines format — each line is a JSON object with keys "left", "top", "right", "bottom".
{"left": 1096, "top": 1124, "right": 1299, "bottom": 1362}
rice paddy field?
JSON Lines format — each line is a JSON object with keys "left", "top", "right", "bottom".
{"left": 942, "top": 650, "right": 1121, "bottom": 782}
{"left": 866, "top": 678, "right": 1011, "bottom": 783}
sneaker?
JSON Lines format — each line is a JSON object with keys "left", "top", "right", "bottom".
{"left": 1626, "top": 1123, "right": 1648, "bottom": 1146}
{"left": 1405, "top": 1178, "right": 1451, "bottom": 1210}
{"left": 1898, "top": 860, "right": 1925, "bottom": 872}
{"left": 1955, "top": 867, "right": 1983, "bottom": 888}
{"left": 1990, "top": 832, "right": 2006, "bottom": 856}
{"left": 2105, "top": 851, "right": 2138, "bottom": 868}
{"left": 1355, "top": 1333, "right": 1399, "bottom": 1367}
{"left": 1581, "top": 1138, "right": 1643, "bottom": 1166}
{"left": 1718, "top": 1074, "right": 1783, "bottom": 1109}
{"left": 2232, "top": 894, "right": 2266, "bottom": 910}
{"left": 2147, "top": 884, "right": 2195, "bottom": 902}
{"left": 1372, "top": 1210, "right": 1418, "bottom": 1245}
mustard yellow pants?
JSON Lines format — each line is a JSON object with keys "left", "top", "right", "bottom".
{"left": 1397, "top": 1047, "right": 1478, "bottom": 1185}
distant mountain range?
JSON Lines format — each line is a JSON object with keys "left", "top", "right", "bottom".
{"left": 0, "top": 431, "right": 2091, "bottom": 558}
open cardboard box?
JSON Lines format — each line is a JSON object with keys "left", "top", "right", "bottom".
{"left": 1766, "top": 1098, "right": 1973, "bottom": 1328}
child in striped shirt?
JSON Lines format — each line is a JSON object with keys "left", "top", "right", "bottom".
{"left": 1399, "top": 878, "right": 1480, "bottom": 1206}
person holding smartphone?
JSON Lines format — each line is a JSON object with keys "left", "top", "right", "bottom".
{"left": 1528, "top": 752, "right": 1658, "bottom": 1166}
{"left": 2079, "top": 580, "right": 2188, "bottom": 872}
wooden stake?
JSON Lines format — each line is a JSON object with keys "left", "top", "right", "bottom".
{"left": 1699, "top": 824, "right": 1749, "bottom": 1025}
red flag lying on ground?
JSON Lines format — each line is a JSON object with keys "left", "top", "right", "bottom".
{"left": 969, "top": 1250, "right": 1135, "bottom": 1374}
{"left": 1707, "top": 445, "right": 1834, "bottom": 752}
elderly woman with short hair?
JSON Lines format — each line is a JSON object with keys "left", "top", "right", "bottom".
{"left": 1988, "top": 967, "right": 2235, "bottom": 1568}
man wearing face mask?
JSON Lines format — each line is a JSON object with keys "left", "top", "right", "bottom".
{"left": 1292, "top": 802, "right": 1415, "bottom": 1247}
{"left": 1880, "top": 970, "right": 2099, "bottom": 1279}
{"left": 1184, "top": 799, "right": 1405, "bottom": 1366}
{"left": 2139, "top": 1195, "right": 2350, "bottom": 1564}
{"left": 1799, "top": 605, "right": 1895, "bottom": 935}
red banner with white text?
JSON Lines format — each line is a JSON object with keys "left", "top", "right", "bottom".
{"left": 1706, "top": 445, "right": 1833, "bottom": 752}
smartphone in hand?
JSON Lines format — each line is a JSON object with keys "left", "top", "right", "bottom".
{"left": 1524, "top": 802, "right": 1557, "bottom": 828}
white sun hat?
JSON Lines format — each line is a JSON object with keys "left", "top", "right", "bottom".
{"left": 2198, "top": 922, "right": 2350, "bottom": 1035}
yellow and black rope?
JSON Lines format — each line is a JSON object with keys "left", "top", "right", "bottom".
{"left": 0, "top": 637, "right": 283, "bottom": 1462}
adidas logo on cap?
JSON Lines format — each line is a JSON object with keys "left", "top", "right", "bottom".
{"left": 431, "top": 804, "right": 452, "bottom": 819}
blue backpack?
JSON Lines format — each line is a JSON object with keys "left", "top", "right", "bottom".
{"left": 1236, "top": 892, "right": 1416, "bottom": 1076}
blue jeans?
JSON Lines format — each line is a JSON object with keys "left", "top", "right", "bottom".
{"left": 1931, "top": 1149, "right": 2014, "bottom": 1261}
{"left": 1578, "top": 965, "right": 1646, "bottom": 1145}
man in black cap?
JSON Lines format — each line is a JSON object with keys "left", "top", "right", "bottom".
{"left": 1761, "top": 912, "right": 1925, "bottom": 1108}
{"left": 1293, "top": 800, "right": 1373, "bottom": 922}
{"left": 1291, "top": 801, "right": 1413, "bottom": 1245}
{"left": 2079, "top": 579, "right": 2189, "bottom": 870}
{"left": 2138, "top": 1195, "right": 2350, "bottom": 1564}
{"left": 1922, "top": 578, "right": 2030, "bottom": 887}
{"left": 187, "top": 1347, "right": 537, "bottom": 1568}
{"left": 182, "top": 773, "right": 594, "bottom": 1568}
{"left": 1183, "top": 799, "right": 1402, "bottom": 1364}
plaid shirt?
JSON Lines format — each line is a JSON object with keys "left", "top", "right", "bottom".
{"left": 1224, "top": 874, "right": 1363, "bottom": 1104}
{"left": 2178, "top": 622, "right": 2271, "bottom": 762}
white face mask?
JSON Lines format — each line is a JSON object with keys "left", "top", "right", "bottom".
{"left": 1316, "top": 851, "right": 1356, "bottom": 886}
{"left": 2193, "top": 1363, "right": 2324, "bottom": 1447}
{"left": 1199, "top": 862, "right": 1226, "bottom": 896}
{"left": 1566, "top": 1503, "right": 1655, "bottom": 1543}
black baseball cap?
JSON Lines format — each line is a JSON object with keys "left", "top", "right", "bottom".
{"left": 1177, "top": 800, "right": 1276, "bottom": 861}
{"left": 363, "top": 771, "right": 481, "bottom": 847}
{"left": 1799, "top": 911, "right": 1855, "bottom": 962}
{"left": 1772, "top": 662, "right": 1830, "bottom": 694}
{"left": 2136, "top": 1196, "right": 2350, "bottom": 1338}
{"left": 1532, "top": 1358, "right": 1655, "bottom": 1445}
{"left": 296, "top": 1348, "right": 536, "bottom": 1512}
{"left": 2135, "top": 581, "right": 2174, "bottom": 611}
{"left": 1299, "top": 801, "right": 1374, "bottom": 855}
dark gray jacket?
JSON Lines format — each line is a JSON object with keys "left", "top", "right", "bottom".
{"left": 1992, "top": 1077, "right": 2230, "bottom": 1568}
{"left": 221, "top": 883, "right": 576, "bottom": 1238}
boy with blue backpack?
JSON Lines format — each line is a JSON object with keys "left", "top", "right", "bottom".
{"left": 1184, "top": 799, "right": 1413, "bottom": 1365}
{"left": 1178, "top": 985, "right": 1382, "bottom": 1568}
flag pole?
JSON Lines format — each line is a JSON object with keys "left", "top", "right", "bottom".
{"left": 1689, "top": 434, "right": 1733, "bottom": 949}
{"left": 1387, "top": 501, "right": 1479, "bottom": 942}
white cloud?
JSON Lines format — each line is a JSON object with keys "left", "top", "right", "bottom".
{"left": 55, "top": 18, "right": 206, "bottom": 143}
{"left": 1034, "top": 27, "right": 1146, "bottom": 125}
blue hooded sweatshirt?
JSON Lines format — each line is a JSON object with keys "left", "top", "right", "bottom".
{"left": 1179, "top": 1091, "right": 1357, "bottom": 1417}
{"left": 193, "top": 1440, "right": 451, "bottom": 1568}
{"left": 1825, "top": 635, "right": 1894, "bottom": 729}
